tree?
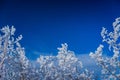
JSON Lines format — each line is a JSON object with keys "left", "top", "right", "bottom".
{"left": 90, "top": 17, "right": 120, "bottom": 80}
{"left": 0, "top": 26, "right": 29, "bottom": 80}
{"left": 37, "top": 43, "right": 94, "bottom": 80}
{"left": 1, "top": 17, "right": 120, "bottom": 80}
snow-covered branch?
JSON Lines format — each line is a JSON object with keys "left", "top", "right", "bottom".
{"left": 37, "top": 43, "right": 94, "bottom": 80}
{"left": 90, "top": 17, "right": 120, "bottom": 80}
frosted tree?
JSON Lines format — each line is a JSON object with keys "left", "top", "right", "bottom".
{"left": 37, "top": 43, "right": 94, "bottom": 80}
{"left": 0, "top": 26, "right": 29, "bottom": 80}
{"left": 0, "top": 26, "right": 94, "bottom": 80}
{"left": 90, "top": 17, "right": 120, "bottom": 80}
{"left": 37, "top": 55, "right": 58, "bottom": 80}
{"left": 56, "top": 43, "right": 93, "bottom": 80}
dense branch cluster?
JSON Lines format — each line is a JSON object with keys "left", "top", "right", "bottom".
{"left": 90, "top": 17, "right": 120, "bottom": 80}
{"left": 0, "top": 17, "right": 120, "bottom": 80}
{"left": 0, "top": 26, "right": 93, "bottom": 80}
{"left": 37, "top": 43, "right": 93, "bottom": 80}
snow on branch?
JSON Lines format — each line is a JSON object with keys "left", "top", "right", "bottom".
{"left": 90, "top": 17, "right": 120, "bottom": 80}
{"left": 0, "top": 17, "right": 120, "bottom": 80}
{"left": 37, "top": 43, "right": 94, "bottom": 80}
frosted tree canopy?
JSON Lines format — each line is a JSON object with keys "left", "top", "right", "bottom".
{"left": 0, "top": 17, "right": 120, "bottom": 80}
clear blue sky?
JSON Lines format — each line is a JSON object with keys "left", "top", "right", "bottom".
{"left": 0, "top": 0, "right": 120, "bottom": 60}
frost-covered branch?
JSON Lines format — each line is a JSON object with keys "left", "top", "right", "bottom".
{"left": 37, "top": 43, "right": 94, "bottom": 80}
{"left": 0, "top": 26, "right": 30, "bottom": 80}
{"left": 90, "top": 17, "right": 120, "bottom": 80}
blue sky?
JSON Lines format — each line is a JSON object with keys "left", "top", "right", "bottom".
{"left": 0, "top": 0, "right": 120, "bottom": 60}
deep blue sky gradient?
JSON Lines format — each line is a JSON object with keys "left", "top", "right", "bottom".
{"left": 0, "top": 0, "right": 120, "bottom": 60}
